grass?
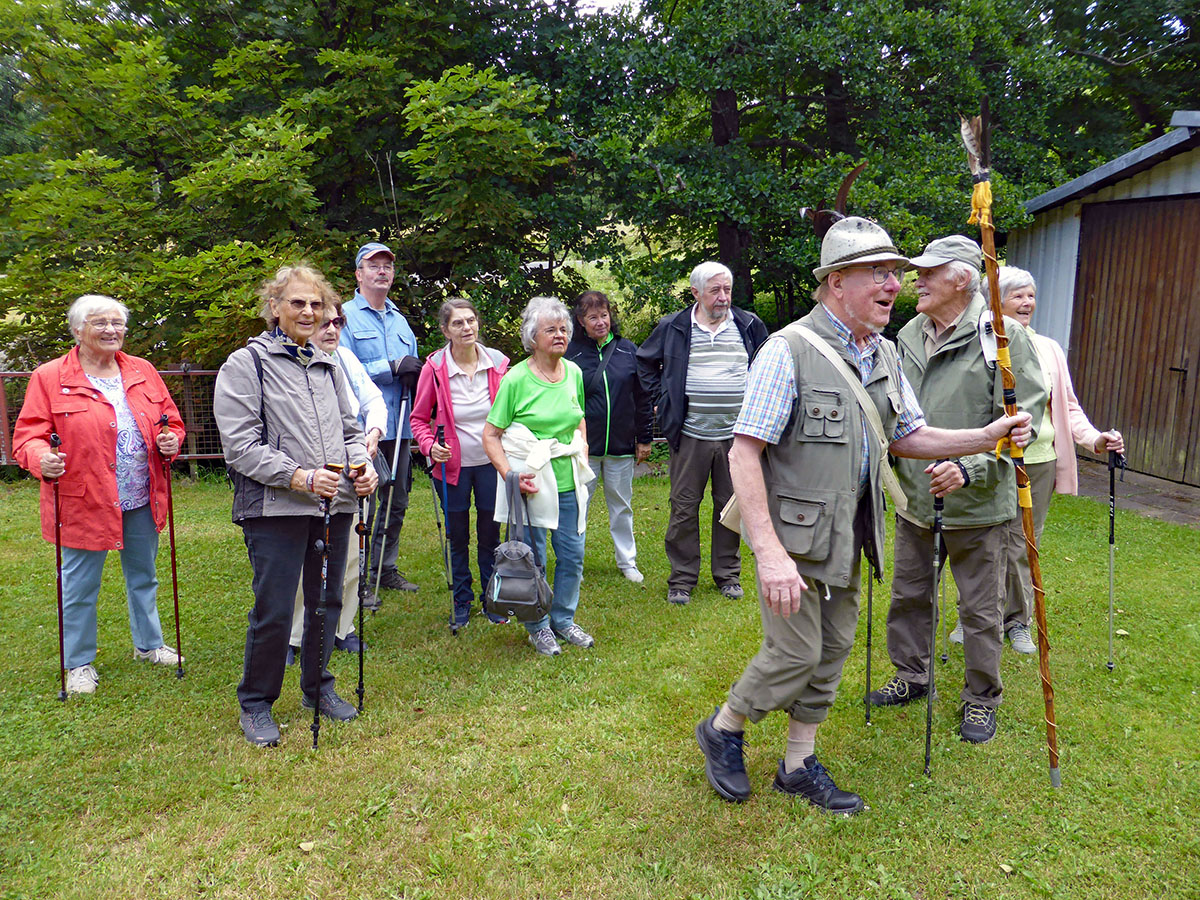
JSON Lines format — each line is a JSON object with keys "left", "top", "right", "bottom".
{"left": 0, "top": 473, "right": 1197, "bottom": 899}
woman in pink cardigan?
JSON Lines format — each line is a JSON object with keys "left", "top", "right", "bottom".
{"left": 410, "top": 299, "right": 510, "bottom": 631}
{"left": 980, "top": 267, "right": 1125, "bottom": 653}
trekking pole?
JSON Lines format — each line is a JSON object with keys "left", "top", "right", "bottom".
{"left": 1107, "top": 448, "right": 1126, "bottom": 672}
{"left": 312, "top": 463, "right": 344, "bottom": 750}
{"left": 50, "top": 433, "right": 66, "bottom": 702}
{"left": 939, "top": 565, "right": 949, "bottom": 664}
{"left": 157, "top": 415, "right": 184, "bottom": 679}
{"left": 864, "top": 555, "right": 873, "bottom": 726}
{"left": 960, "top": 99, "right": 1060, "bottom": 787}
{"left": 371, "top": 392, "right": 411, "bottom": 599}
{"left": 350, "top": 463, "right": 368, "bottom": 712}
{"left": 432, "top": 425, "right": 457, "bottom": 632}
{"left": 925, "top": 487, "right": 945, "bottom": 777}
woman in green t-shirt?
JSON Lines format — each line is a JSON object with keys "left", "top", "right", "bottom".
{"left": 484, "top": 297, "right": 594, "bottom": 657}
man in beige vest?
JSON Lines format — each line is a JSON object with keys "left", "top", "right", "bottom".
{"left": 695, "top": 218, "right": 1031, "bottom": 812}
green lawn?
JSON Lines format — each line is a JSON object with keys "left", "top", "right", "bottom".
{"left": 0, "top": 473, "right": 1196, "bottom": 899}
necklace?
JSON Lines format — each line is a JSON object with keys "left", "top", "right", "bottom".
{"left": 530, "top": 357, "right": 562, "bottom": 383}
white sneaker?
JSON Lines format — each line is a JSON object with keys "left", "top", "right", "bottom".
{"left": 621, "top": 567, "right": 644, "bottom": 584}
{"left": 948, "top": 621, "right": 963, "bottom": 645}
{"left": 66, "top": 664, "right": 99, "bottom": 695}
{"left": 134, "top": 645, "right": 183, "bottom": 666}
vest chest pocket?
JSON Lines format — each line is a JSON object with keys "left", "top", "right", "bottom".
{"left": 775, "top": 493, "right": 833, "bottom": 561}
{"left": 799, "top": 388, "right": 847, "bottom": 441}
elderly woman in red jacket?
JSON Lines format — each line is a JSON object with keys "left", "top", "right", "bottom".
{"left": 410, "top": 298, "right": 510, "bottom": 631}
{"left": 14, "top": 294, "right": 186, "bottom": 696}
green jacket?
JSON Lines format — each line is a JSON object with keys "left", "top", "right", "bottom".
{"left": 894, "top": 292, "right": 1047, "bottom": 529}
{"left": 759, "top": 308, "right": 903, "bottom": 588}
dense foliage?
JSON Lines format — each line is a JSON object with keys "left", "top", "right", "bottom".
{"left": 0, "top": 0, "right": 1194, "bottom": 366}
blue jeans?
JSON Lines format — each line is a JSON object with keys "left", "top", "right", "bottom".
{"left": 524, "top": 490, "right": 586, "bottom": 635}
{"left": 61, "top": 504, "right": 165, "bottom": 668}
{"left": 435, "top": 463, "right": 500, "bottom": 609}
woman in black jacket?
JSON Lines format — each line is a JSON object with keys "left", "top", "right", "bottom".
{"left": 566, "top": 291, "right": 654, "bottom": 583}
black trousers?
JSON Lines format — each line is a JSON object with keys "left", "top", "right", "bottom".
{"left": 237, "top": 513, "right": 351, "bottom": 710}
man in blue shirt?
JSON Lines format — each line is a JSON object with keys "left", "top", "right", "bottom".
{"left": 340, "top": 242, "right": 423, "bottom": 595}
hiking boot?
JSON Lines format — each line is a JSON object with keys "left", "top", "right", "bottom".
{"left": 361, "top": 591, "right": 382, "bottom": 612}
{"left": 334, "top": 633, "right": 366, "bottom": 653}
{"left": 949, "top": 620, "right": 963, "bottom": 644}
{"left": 285, "top": 645, "right": 298, "bottom": 667}
{"left": 134, "top": 645, "right": 183, "bottom": 666}
{"left": 772, "top": 756, "right": 864, "bottom": 815}
{"left": 1006, "top": 623, "right": 1036, "bottom": 655}
{"left": 554, "top": 623, "right": 595, "bottom": 648}
{"left": 449, "top": 601, "right": 471, "bottom": 634}
{"left": 960, "top": 703, "right": 997, "bottom": 743}
{"left": 621, "top": 566, "right": 645, "bottom": 584}
{"left": 695, "top": 709, "right": 751, "bottom": 802}
{"left": 868, "top": 675, "right": 928, "bottom": 707}
{"left": 66, "top": 664, "right": 99, "bottom": 696}
{"left": 378, "top": 570, "right": 418, "bottom": 592}
{"left": 718, "top": 583, "right": 744, "bottom": 600}
{"left": 667, "top": 588, "right": 691, "bottom": 605}
{"left": 528, "top": 627, "right": 562, "bottom": 657}
{"left": 240, "top": 707, "right": 280, "bottom": 747}
{"left": 302, "top": 688, "right": 359, "bottom": 722}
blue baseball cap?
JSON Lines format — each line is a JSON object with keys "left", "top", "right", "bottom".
{"left": 355, "top": 242, "right": 394, "bottom": 268}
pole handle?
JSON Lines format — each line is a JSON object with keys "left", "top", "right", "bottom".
{"left": 50, "top": 432, "right": 61, "bottom": 450}
{"left": 436, "top": 423, "right": 445, "bottom": 447}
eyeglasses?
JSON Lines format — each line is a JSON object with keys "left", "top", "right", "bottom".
{"left": 362, "top": 262, "right": 393, "bottom": 273}
{"left": 85, "top": 319, "right": 127, "bottom": 332}
{"left": 320, "top": 316, "right": 346, "bottom": 329}
{"left": 849, "top": 264, "right": 906, "bottom": 284}
{"left": 286, "top": 298, "right": 325, "bottom": 313}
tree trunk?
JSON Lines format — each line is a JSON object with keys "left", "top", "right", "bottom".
{"left": 710, "top": 87, "right": 754, "bottom": 308}
{"left": 823, "top": 69, "right": 858, "bottom": 156}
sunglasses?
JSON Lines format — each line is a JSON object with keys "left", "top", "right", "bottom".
{"left": 321, "top": 316, "right": 346, "bottom": 329}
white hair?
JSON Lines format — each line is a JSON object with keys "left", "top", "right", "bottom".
{"left": 689, "top": 261, "right": 733, "bottom": 294}
{"left": 983, "top": 266, "right": 1036, "bottom": 303}
{"left": 519, "top": 296, "right": 571, "bottom": 352}
{"left": 67, "top": 294, "right": 129, "bottom": 343}
{"left": 945, "top": 261, "right": 980, "bottom": 298}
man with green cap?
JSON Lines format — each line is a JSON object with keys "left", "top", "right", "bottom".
{"left": 869, "top": 234, "right": 1046, "bottom": 745}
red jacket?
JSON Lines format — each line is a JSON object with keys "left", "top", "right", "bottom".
{"left": 410, "top": 343, "right": 508, "bottom": 486}
{"left": 13, "top": 348, "right": 186, "bottom": 551}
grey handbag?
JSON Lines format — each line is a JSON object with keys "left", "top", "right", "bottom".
{"left": 484, "top": 471, "right": 552, "bottom": 623}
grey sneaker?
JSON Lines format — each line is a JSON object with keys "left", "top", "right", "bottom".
{"left": 1007, "top": 623, "right": 1037, "bottom": 655}
{"left": 667, "top": 589, "right": 691, "bottom": 605}
{"left": 379, "top": 570, "right": 419, "bottom": 592}
{"left": 554, "top": 623, "right": 595, "bottom": 648}
{"left": 66, "top": 664, "right": 99, "bottom": 695}
{"left": 240, "top": 707, "right": 280, "bottom": 746}
{"left": 528, "top": 627, "right": 562, "bottom": 657}
{"left": 718, "top": 583, "right": 744, "bottom": 600}
{"left": 949, "top": 620, "right": 964, "bottom": 644}
{"left": 301, "top": 688, "right": 359, "bottom": 722}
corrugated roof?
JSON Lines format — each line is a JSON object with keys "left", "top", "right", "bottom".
{"left": 1024, "top": 111, "right": 1200, "bottom": 215}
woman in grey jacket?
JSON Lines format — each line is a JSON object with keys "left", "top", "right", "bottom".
{"left": 214, "top": 264, "right": 377, "bottom": 747}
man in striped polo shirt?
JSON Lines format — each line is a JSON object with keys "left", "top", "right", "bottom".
{"left": 637, "top": 262, "right": 769, "bottom": 605}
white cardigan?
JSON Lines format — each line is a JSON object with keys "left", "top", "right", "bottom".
{"left": 494, "top": 422, "right": 590, "bottom": 533}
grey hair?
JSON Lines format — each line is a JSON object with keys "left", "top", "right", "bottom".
{"left": 68, "top": 294, "right": 129, "bottom": 342}
{"left": 983, "top": 266, "right": 1037, "bottom": 303}
{"left": 689, "top": 261, "right": 733, "bottom": 294}
{"left": 519, "top": 296, "right": 570, "bottom": 352}
{"left": 945, "top": 260, "right": 981, "bottom": 298}
{"left": 257, "top": 263, "right": 340, "bottom": 327}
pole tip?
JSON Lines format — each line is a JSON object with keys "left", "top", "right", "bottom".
{"left": 1049, "top": 768, "right": 1062, "bottom": 789}
{"left": 58, "top": 691, "right": 67, "bottom": 702}
{"left": 1106, "top": 662, "right": 1115, "bottom": 672}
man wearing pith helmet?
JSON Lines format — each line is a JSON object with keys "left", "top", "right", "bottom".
{"left": 869, "top": 234, "right": 1045, "bottom": 746}
{"left": 694, "top": 218, "right": 1033, "bottom": 812}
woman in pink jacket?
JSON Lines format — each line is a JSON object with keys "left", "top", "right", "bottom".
{"left": 981, "top": 268, "right": 1125, "bottom": 653}
{"left": 14, "top": 294, "right": 186, "bottom": 695}
{"left": 410, "top": 299, "right": 510, "bottom": 631}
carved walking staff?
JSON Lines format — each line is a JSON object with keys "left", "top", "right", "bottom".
{"left": 959, "top": 98, "right": 1061, "bottom": 787}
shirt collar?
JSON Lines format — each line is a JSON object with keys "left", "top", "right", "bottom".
{"left": 691, "top": 304, "right": 733, "bottom": 335}
{"left": 444, "top": 343, "right": 493, "bottom": 377}
{"left": 821, "top": 304, "right": 879, "bottom": 356}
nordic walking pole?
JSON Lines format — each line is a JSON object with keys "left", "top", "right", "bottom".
{"left": 350, "top": 463, "right": 368, "bottom": 712}
{"left": 864, "top": 562, "right": 873, "bottom": 726}
{"left": 1107, "top": 448, "right": 1126, "bottom": 672}
{"left": 312, "top": 463, "right": 345, "bottom": 750}
{"left": 158, "top": 415, "right": 184, "bottom": 679}
{"left": 49, "top": 433, "right": 66, "bottom": 702}
{"left": 939, "top": 564, "right": 949, "bottom": 664}
{"left": 371, "top": 392, "right": 411, "bottom": 600}
{"left": 432, "top": 424, "right": 456, "bottom": 632}
{"left": 960, "top": 98, "right": 1060, "bottom": 787}
{"left": 925, "top": 486, "right": 945, "bottom": 777}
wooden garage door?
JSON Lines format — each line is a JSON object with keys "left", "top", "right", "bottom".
{"left": 1071, "top": 194, "right": 1200, "bottom": 485}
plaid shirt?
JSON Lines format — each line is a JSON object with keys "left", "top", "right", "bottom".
{"left": 735, "top": 306, "right": 925, "bottom": 486}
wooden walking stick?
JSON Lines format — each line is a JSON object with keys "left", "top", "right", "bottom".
{"left": 959, "top": 98, "right": 1061, "bottom": 787}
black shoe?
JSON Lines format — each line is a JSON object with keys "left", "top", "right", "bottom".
{"left": 379, "top": 570, "right": 419, "bottom": 592}
{"left": 334, "top": 633, "right": 366, "bottom": 653}
{"left": 239, "top": 707, "right": 280, "bottom": 747}
{"left": 868, "top": 675, "right": 929, "bottom": 707}
{"left": 695, "top": 710, "right": 751, "bottom": 802}
{"left": 772, "top": 756, "right": 864, "bottom": 815}
{"left": 285, "top": 645, "right": 298, "bottom": 667}
{"left": 960, "top": 703, "right": 997, "bottom": 743}
{"left": 667, "top": 589, "right": 691, "bottom": 605}
{"left": 301, "top": 688, "right": 359, "bottom": 722}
